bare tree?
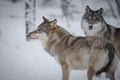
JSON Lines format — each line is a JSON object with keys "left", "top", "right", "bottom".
{"left": 116, "top": 0, "right": 120, "bottom": 16}
{"left": 0, "top": 29, "right": 1, "bottom": 37}
{"left": 61, "top": 0, "right": 71, "bottom": 27}
{"left": 41, "top": 0, "right": 52, "bottom": 6}
{"left": 25, "top": 0, "right": 36, "bottom": 41}
{"left": 61, "top": 0, "right": 79, "bottom": 27}
{"left": 12, "top": 0, "right": 18, "bottom": 3}
{"left": 10, "top": 0, "right": 22, "bottom": 3}
{"left": 108, "top": 0, "right": 117, "bottom": 18}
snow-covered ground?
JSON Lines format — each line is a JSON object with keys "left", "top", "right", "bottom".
{"left": 0, "top": 0, "right": 120, "bottom": 80}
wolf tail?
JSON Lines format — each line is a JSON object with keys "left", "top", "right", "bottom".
{"left": 95, "top": 43, "right": 115, "bottom": 76}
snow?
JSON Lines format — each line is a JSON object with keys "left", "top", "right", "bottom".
{"left": 0, "top": 0, "right": 120, "bottom": 80}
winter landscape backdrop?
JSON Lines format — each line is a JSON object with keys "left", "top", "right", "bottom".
{"left": 0, "top": 0, "right": 120, "bottom": 80}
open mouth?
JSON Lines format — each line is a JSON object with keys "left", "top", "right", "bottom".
{"left": 89, "top": 25, "right": 93, "bottom": 30}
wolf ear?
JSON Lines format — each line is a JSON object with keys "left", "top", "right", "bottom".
{"left": 43, "top": 16, "right": 49, "bottom": 22}
{"left": 51, "top": 19, "right": 57, "bottom": 28}
{"left": 97, "top": 8, "right": 103, "bottom": 15}
{"left": 85, "top": 5, "right": 91, "bottom": 13}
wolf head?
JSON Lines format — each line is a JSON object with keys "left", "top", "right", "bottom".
{"left": 81, "top": 5, "right": 106, "bottom": 36}
{"left": 28, "top": 17, "right": 57, "bottom": 48}
{"left": 29, "top": 16, "right": 57, "bottom": 39}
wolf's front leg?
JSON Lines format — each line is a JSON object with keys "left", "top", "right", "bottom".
{"left": 61, "top": 64, "right": 70, "bottom": 80}
{"left": 87, "top": 66, "right": 95, "bottom": 80}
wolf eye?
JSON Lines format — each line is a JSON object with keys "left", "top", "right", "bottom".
{"left": 36, "top": 27, "right": 41, "bottom": 31}
{"left": 86, "top": 18, "right": 90, "bottom": 21}
{"left": 89, "top": 16, "right": 92, "bottom": 20}
{"left": 37, "top": 29, "right": 41, "bottom": 31}
{"left": 36, "top": 27, "right": 40, "bottom": 31}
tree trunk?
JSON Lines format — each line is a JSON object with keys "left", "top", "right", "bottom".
{"left": 116, "top": 0, "right": 120, "bottom": 16}
{"left": 108, "top": 0, "right": 117, "bottom": 18}
{"left": 25, "top": 0, "right": 36, "bottom": 41}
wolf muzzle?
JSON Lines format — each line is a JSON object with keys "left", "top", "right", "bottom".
{"left": 27, "top": 33, "right": 31, "bottom": 40}
{"left": 27, "top": 31, "right": 36, "bottom": 39}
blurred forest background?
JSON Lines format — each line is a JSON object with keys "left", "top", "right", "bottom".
{"left": 1, "top": 0, "right": 120, "bottom": 27}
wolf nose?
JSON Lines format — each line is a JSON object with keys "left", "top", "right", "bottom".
{"left": 89, "top": 26, "right": 93, "bottom": 30}
{"left": 27, "top": 33, "right": 31, "bottom": 39}
{"left": 27, "top": 32, "right": 33, "bottom": 39}
{"left": 27, "top": 33, "right": 31, "bottom": 37}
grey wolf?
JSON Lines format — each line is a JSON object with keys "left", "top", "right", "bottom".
{"left": 28, "top": 17, "right": 118, "bottom": 80}
{"left": 81, "top": 5, "right": 120, "bottom": 59}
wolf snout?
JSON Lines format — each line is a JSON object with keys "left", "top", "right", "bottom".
{"left": 28, "top": 31, "right": 37, "bottom": 39}
{"left": 27, "top": 32, "right": 32, "bottom": 39}
{"left": 89, "top": 26, "right": 93, "bottom": 30}
{"left": 27, "top": 32, "right": 36, "bottom": 39}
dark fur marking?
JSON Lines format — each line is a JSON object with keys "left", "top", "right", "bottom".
{"left": 70, "top": 37, "right": 82, "bottom": 46}
{"left": 96, "top": 43, "right": 115, "bottom": 76}
{"left": 115, "top": 28, "right": 120, "bottom": 37}
{"left": 103, "top": 24, "right": 113, "bottom": 41}
{"left": 106, "top": 24, "right": 112, "bottom": 35}
{"left": 65, "top": 35, "right": 73, "bottom": 47}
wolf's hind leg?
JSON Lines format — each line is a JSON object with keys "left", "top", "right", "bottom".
{"left": 106, "top": 72, "right": 115, "bottom": 80}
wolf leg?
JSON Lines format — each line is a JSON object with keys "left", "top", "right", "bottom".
{"left": 87, "top": 66, "right": 95, "bottom": 80}
{"left": 61, "top": 64, "right": 70, "bottom": 80}
{"left": 106, "top": 72, "right": 115, "bottom": 80}
{"left": 115, "top": 44, "right": 120, "bottom": 59}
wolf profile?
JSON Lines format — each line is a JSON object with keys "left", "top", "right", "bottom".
{"left": 28, "top": 17, "right": 118, "bottom": 80}
{"left": 81, "top": 5, "right": 120, "bottom": 59}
